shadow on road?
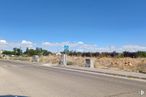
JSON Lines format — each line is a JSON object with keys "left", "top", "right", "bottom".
{"left": 0, "top": 95, "right": 28, "bottom": 97}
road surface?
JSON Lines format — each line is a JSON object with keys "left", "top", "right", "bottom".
{"left": 0, "top": 60, "right": 145, "bottom": 97}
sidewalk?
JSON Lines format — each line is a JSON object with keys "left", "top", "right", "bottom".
{"left": 58, "top": 65, "right": 146, "bottom": 80}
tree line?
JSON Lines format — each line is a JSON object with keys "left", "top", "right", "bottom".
{"left": 2, "top": 48, "right": 146, "bottom": 58}
{"left": 2, "top": 47, "right": 52, "bottom": 56}
{"left": 67, "top": 51, "right": 146, "bottom": 58}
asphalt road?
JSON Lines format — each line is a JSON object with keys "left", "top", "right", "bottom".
{"left": 0, "top": 60, "right": 146, "bottom": 97}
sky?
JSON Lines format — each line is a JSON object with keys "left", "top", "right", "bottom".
{"left": 0, "top": 0, "right": 146, "bottom": 52}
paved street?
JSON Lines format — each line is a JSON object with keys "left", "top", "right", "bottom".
{"left": 0, "top": 60, "right": 146, "bottom": 97}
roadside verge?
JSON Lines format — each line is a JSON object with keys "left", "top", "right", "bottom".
{"left": 1, "top": 60, "right": 146, "bottom": 82}
{"left": 42, "top": 63, "right": 146, "bottom": 82}
{"left": 62, "top": 65, "right": 146, "bottom": 80}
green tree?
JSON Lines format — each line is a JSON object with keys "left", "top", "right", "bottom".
{"left": 13, "top": 48, "right": 22, "bottom": 56}
{"left": 136, "top": 51, "right": 146, "bottom": 57}
{"left": 2, "top": 50, "right": 15, "bottom": 55}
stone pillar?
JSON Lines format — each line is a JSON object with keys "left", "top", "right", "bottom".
{"left": 84, "top": 58, "right": 94, "bottom": 68}
{"left": 60, "top": 54, "right": 67, "bottom": 66}
{"left": 63, "top": 54, "right": 67, "bottom": 66}
{"left": 32, "top": 55, "right": 40, "bottom": 62}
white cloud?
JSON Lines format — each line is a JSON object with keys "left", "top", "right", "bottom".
{"left": 0, "top": 40, "right": 7, "bottom": 45}
{"left": 0, "top": 40, "right": 8, "bottom": 50}
{"left": 121, "top": 45, "right": 146, "bottom": 52}
{"left": 42, "top": 42, "right": 63, "bottom": 47}
{"left": 94, "top": 45, "right": 146, "bottom": 52}
{"left": 20, "top": 40, "right": 34, "bottom": 49}
{"left": 0, "top": 39, "right": 146, "bottom": 52}
{"left": 0, "top": 40, "right": 35, "bottom": 50}
{"left": 78, "top": 41, "right": 84, "bottom": 44}
{"left": 42, "top": 42, "right": 146, "bottom": 52}
{"left": 21, "top": 40, "right": 32, "bottom": 45}
{"left": 42, "top": 41, "right": 98, "bottom": 52}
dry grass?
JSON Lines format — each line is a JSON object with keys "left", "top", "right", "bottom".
{"left": 10, "top": 56, "right": 31, "bottom": 61}
{"left": 94, "top": 57, "right": 146, "bottom": 72}
{"left": 67, "top": 56, "right": 84, "bottom": 66}
{"left": 39, "top": 55, "right": 146, "bottom": 73}
{"left": 8, "top": 55, "right": 146, "bottom": 73}
{"left": 39, "top": 55, "right": 60, "bottom": 64}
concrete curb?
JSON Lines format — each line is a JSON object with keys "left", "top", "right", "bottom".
{"left": 59, "top": 65, "right": 146, "bottom": 80}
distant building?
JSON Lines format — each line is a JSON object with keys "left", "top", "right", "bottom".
{"left": 0, "top": 50, "right": 3, "bottom": 58}
{"left": 0, "top": 50, "right": 3, "bottom": 54}
{"left": 56, "top": 52, "right": 61, "bottom": 56}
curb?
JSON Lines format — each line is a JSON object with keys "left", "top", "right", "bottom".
{"left": 58, "top": 66, "right": 146, "bottom": 80}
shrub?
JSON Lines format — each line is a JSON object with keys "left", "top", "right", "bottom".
{"left": 67, "top": 61, "right": 73, "bottom": 65}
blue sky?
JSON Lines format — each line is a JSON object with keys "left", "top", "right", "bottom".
{"left": 0, "top": 0, "right": 146, "bottom": 52}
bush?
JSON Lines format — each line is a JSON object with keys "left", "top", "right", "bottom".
{"left": 67, "top": 61, "right": 73, "bottom": 65}
{"left": 137, "top": 64, "right": 146, "bottom": 73}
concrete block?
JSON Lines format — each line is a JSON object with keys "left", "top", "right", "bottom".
{"left": 84, "top": 58, "right": 94, "bottom": 68}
